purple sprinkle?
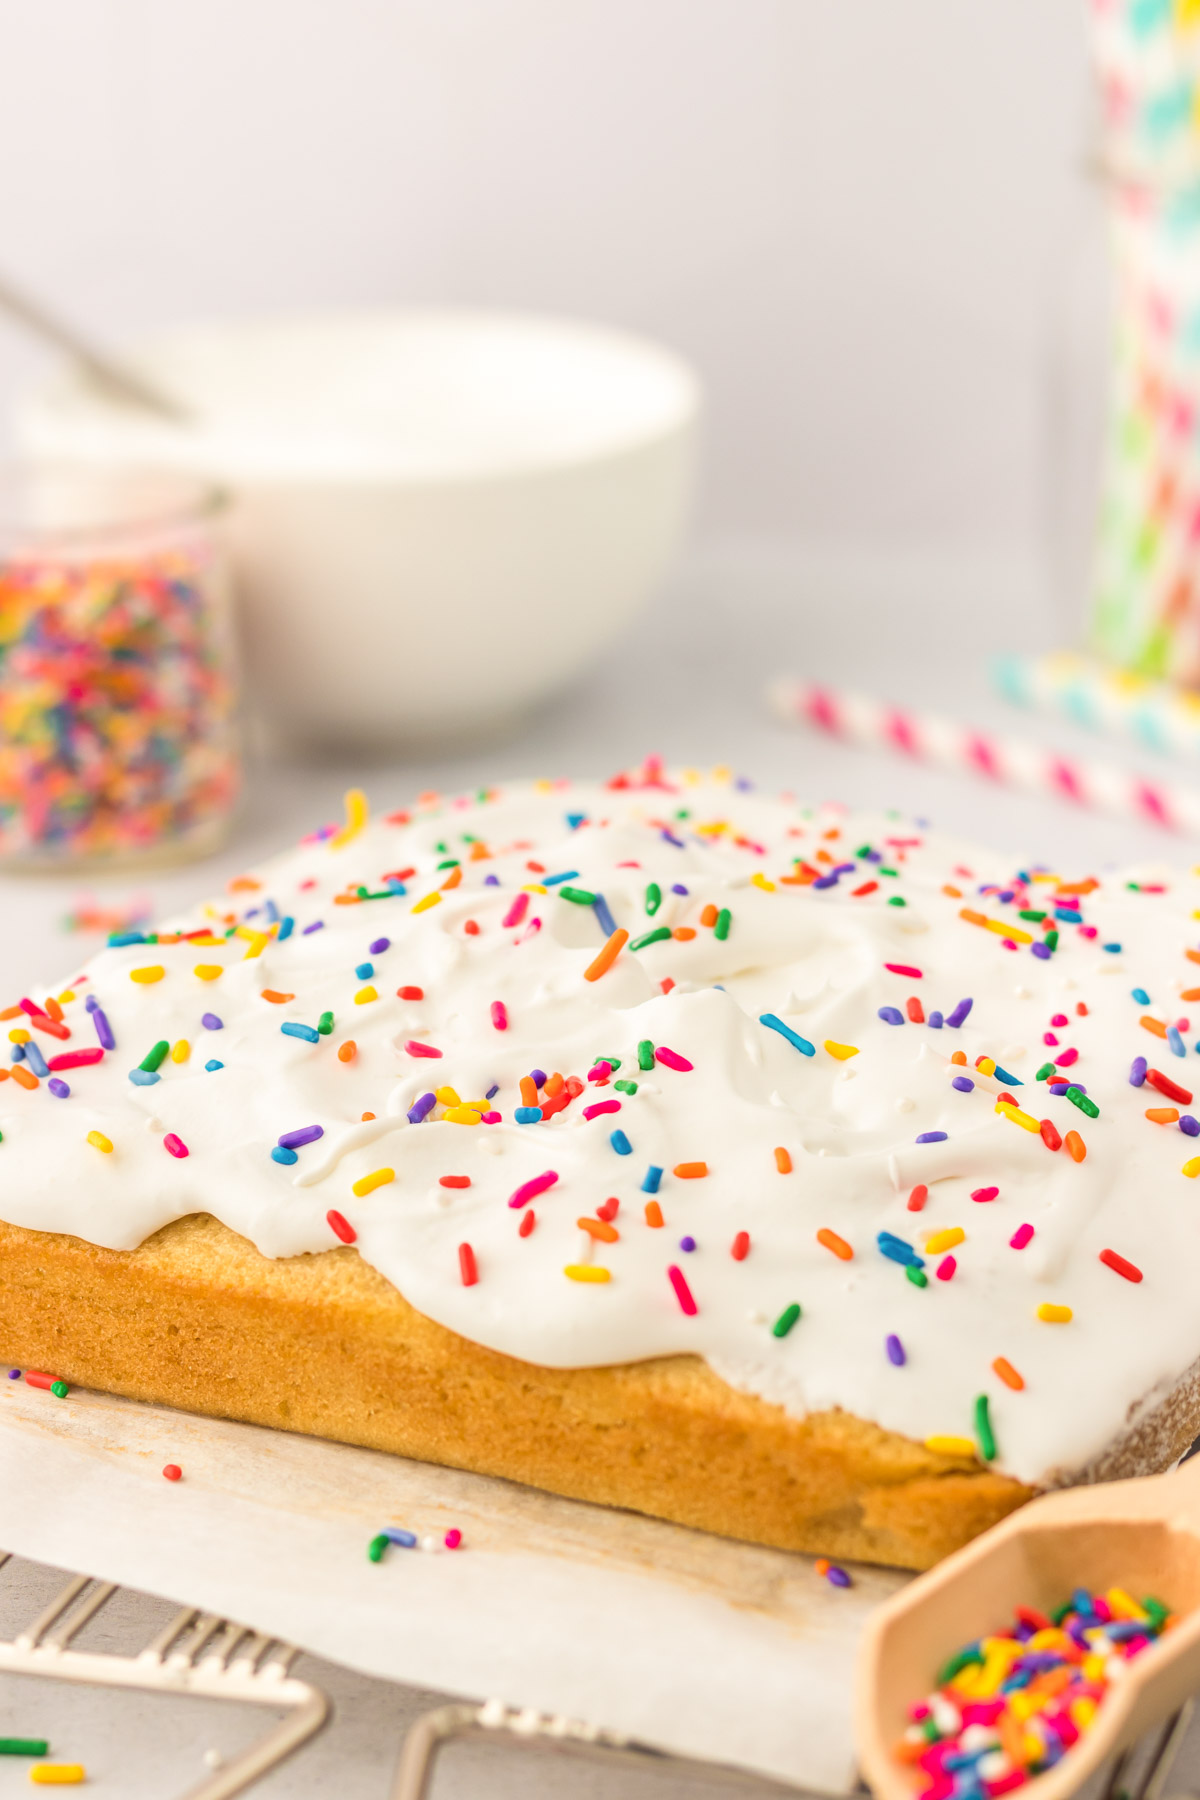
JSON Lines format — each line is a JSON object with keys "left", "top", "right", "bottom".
{"left": 951, "top": 1075, "right": 975, "bottom": 1093}
{"left": 85, "top": 995, "right": 98, "bottom": 1012}
{"left": 826, "top": 1566, "right": 852, "bottom": 1588}
{"left": 916, "top": 1131, "right": 948, "bottom": 1144}
{"left": 878, "top": 1006, "right": 905, "bottom": 1025}
{"left": 1182, "top": 1115, "right": 1200, "bottom": 1137}
{"left": 7, "top": 1369, "right": 18, "bottom": 1379}
{"left": 946, "top": 997, "right": 973, "bottom": 1029}
{"left": 927, "top": 1011, "right": 943, "bottom": 1029}
{"left": 671, "top": 884, "right": 689, "bottom": 895}
{"left": 278, "top": 1124, "right": 325, "bottom": 1150}
{"left": 485, "top": 1083, "right": 500, "bottom": 1100}
{"left": 530, "top": 1068, "right": 547, "bottom": 1088}
{"left": 1031, "top": 941, "right": 1051, "bottom": 960}
{"left": 48, "top": 1078, "right": 69, "bottom": 1098}
{"left": 408, "top": 1091, "right": 436, "bottom": 1124}
{"left": 864, "top": 848, "right": 882, "bottom": 863}
{"left": 832, "top": 862, "right": 856, "bottom": 877}
{"left": 886, "top": 1333, "right": 906, "bottom": 1366}
{"left": 369, "top": 937, "right": 390, "bottom": 955}
{"left": 201, "top": 1013, "right": 223, "bottom": 1031}
{"left": 660, "top": 828, "right": 685, "bottom": 848}
{"left": 302, "top": 920, "right": 325, "bottom": 935}
{"left": 484, "top": 873, "right": 501, "bottom": 886}
{"left": 91, "top": 1006, "right": 116, "bottom": 1051}
{"left": 679, "top": 1235, "right": 697, "bottom": 1252}
{"left": 812, "top": 873, "right": 839, "bottom": 890}
{"left": 1130, "top": 1056, "right": 1148, "bottom": 1087}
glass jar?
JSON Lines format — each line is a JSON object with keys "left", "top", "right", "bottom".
{"left": 0, "top": 467, "right": 240, "bottom": 868}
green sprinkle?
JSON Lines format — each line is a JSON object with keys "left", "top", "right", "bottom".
{"left": 1051, "top": 1600, "right": 1073, "bottom": 1625}
{"left": 139, "top": 1040, "right": 170, "bottom": 1073}
{"left": 937, "top": 1647, "right": 984, "bottom": 1686}
{"left": 461, "top": 833, "right": 479, "bottom": 843}
{"left": 637, "top": 1040, "right": 656, "bottom": 1071}
{"left": 920, "top": 1717, "right": 941, "bottom": 1744}
{"left": 0, "top": 1740, "right": 48, "bottom": 1756}
{"left": 1143, "top": 1597, "right": 1170, "bottom": 1629}
{"left": 714, "top": 908, "right": 731, "bottom": 940}
{"left": 558, "top": 886, "right": 596, "bottom": 905}
{"left": 855, "top": 844, "right": 873, "bottom": 858}
{"left": 631, "top": 927, "right": 672, "bottom": 951}
{"left": 974, "top": 1393, "right": 996, "bottom": 1462}
{"left": 772, "top": 1302, "right": 802, "bottom": 1338}
{"left": 356, "top": 888, "right": 394, "bottom": 900}
{"left": 367, "top": 1533, "right": 389, "bottom": 1563}
{"left": 879, "top": 866, "right": 899, "bottom": 877}
{"left": 1018, "top": 909, "right": 1046, "bottom": 922}
{"left": 436, "top": 858, "right": 460, "bottom": 870}
{"left": 1044, "top": 928, "right": 1059, "bottom": 950}
{"left": 434, "top": 840, "right": 449, "bottom": 854}
{"left": 614, "top": 1079, "right": 638, "bottom": 1094}
{"left": 887, "top": 896, "right": 907, "bottom": 907}
{"left": 906, "top": 1264, "right": 928, "bottom": 1288}
{"left": 645, "top": 882, "right": 662, "bottom": 916}
{"left": 318, "top": 1011, "right": 334, "bottom": 1036}
{"left": 1035, "top": 1061, "right": 1055, "bottom": 1081}
{"left": 224, "top": 925, "right": 237, "bottom": 937}
{"left": 1067, "top": 1087, "right": 1100, "bottom": 1118}
{"left": 596, "top": 1056, "right": 621, "bottom": 1071}
{"left": 50, "top": 1380, "right": 69, "bottom": 1399}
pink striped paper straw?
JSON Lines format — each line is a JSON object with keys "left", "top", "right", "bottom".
{"left": 767, "top": 676, "right": 1200, "bottom": 835}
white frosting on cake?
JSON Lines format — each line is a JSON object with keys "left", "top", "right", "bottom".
{"left": 4, "top": 761, "right": 1200, "bottom": 1489}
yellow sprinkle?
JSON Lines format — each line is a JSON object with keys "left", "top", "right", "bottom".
{"left": 1071, "top": 1697, "right": 1097, "bottom": 1730}
{"left": 1082, "top": 1654, "right": 1106, "bottom": 1684}
{"left": 8, "top": 1028, "right": 29, "bottom": 1044}
{"left": 412, "top": 892, "right": 443, "bottom": 914}
{"left": 998, "top": 1102, "right": 1040, "bottom": 1132}
{"left": 522, "top": 883, "right": 548, "bottom": 895}
{"left": 925, "top": 1227, "right": 965, "bottom": 1254}
{"left": 241, "top": 931, "right": 270, "bottom": 960}
{"left": 823, "top": 1040, "right": 859, "bottom": 1061}
{"left": 751, "top": 872, "right": 776, "bottom": 892}
{"left": 444, "top": 1106, "right": 482, "bottom": 1125}
{"left": 435, "top": 1086, "right": 462, "bottom": 1107}
{"left": 565, "top": 1265, "right": 611, "bottom": 1283}
{"left": 354, "top": 985, "right": 378, "bottom": 1004}
{"left": 713, "top": 764, "right": 731, "bottom": 782}
{"left": 1184, "top": 1156, "right": 1200, "bottom": 1178}
{"left": 976, "top": 1056, "right": 996, "bottom": 1076}
{"left": 188, "top": 933, "right": 224, "bottom": 947}
{"left": 57, "top": 989, "right": 75, "bottom": 1003}
{"left": 86, "top": 1131, "right": 113, "bottom": 1154}
{"left": 30, "top": 1771, "right": 86, "bottom": 1787}
{"left": 171, "top": 1039, "right": 190, "bottom": 1064}
{"left": 984, "top": 918, "right": 1033, "bottom": 944}
{"left": 352, "top": 1167, "right": 394, "bottom": 1197}
{"left": 924, "top": 1435, "right": 976, "bottom": 1458}
{"left": 194, "top": 964, "right": 223, "bottom": 981}
{"left": 330, "top": 786, "right": 369, "bottom": 850}
{"left": 682, "top": 767, "right": 701, "bottom": 784}
{"left": 1037, "top": 1303, "right": 1073, "bottom": 1323}
{"left": 130, "top": 965, "right": 165, "bottom": 984}
{"left": 1107, "top": 1587, "right": 1148, "bottom": 1622}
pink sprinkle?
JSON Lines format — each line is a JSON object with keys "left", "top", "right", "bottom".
{"left": 1010, "top": 1223, "right": 1034, "bottom": 1249}
{"left": 667, "top": 1263, "right": 698, "bottom": 1315}
{"left": 502, "top": 892, "right": 530, "bottom": 928}
{"left": 971, "top": 1185, "right": 998, "bottom": 1203}
{"left": 46, "top": 1049, "right": 104, "bottom": 1071}
{"left": 519, "top": 917, "right": 542, "bottom": 941}
{"left": 1079, "top": 925, "right": 1098, "bottom": 939}
{"left": 444, "top": 1528, "right": 463, "bottom": 1550}
{"left": 1054, "top": 1048, "right": 1078, "bottom": 1067}
{"left": 1050, "top": 1012, "right": 1068, "bottom": 1027}
{"left": 884, "top": 962, "right": 922, "bottom": 978}
{"left": 163, "top": 1133, "right": 189, "bottom": 1159}
{"left": 655, "top": 1046, "right": 694, "bottom": 1072}
{"left": 490, "top": 1001, "right": 508, "bottom": 1031}
{"left": 1043, "top": 1032, "right": 1059, "bottom": 1046}
{"left": 481, "top": 1111, "right": 502, "bottom": 1124}
{"left": 508, "top": 1170, "right": 559, "bottom": 1210}
{"left": 936, "top": 1255, "right": 956, "bottom": 1281}
{"left": 405, "top": 1040, "right": 443, "bottom": 1059}
{"left": 588, "top": 1062, "right": 613, "bottom": 1081}
{"left": 583, "top": 1099, "right": 620, "bottom": 1120}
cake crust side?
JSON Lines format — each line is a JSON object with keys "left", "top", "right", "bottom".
{"left": 0, "top": 1212, "right": 1057, "bottom": 1569}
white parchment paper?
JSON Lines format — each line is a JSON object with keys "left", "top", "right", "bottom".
{"left": 0, "top": 1378, "right": 906, "bottom": 1792}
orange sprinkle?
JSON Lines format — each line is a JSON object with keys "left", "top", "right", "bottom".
{"left": 441, "top": 864, "right": 463, "bottom": 890}
{"left": 229, "top": 876, "right": 262, "bottom": 892}
{"left": 959, "top": 907, "right": 989, "bottom": 927}
{"left": 338, "top": 1041, "right": 357, "bottom": 1063}
{"left": 43, "top": 996, "right": 64, "bottom": 1022}
{"left": 774, "top": 1146, "right": 792, "bottom": 1173}
{"left": 361, "top": 1110, "right": 376, "bottom": 1121}
{"left": 816, "top": 1227, "right": 853, "bottom": 1261}
{"left": 673, "top": 1161, "right": 708, "bottom": 1179}
{"left": 1146, "top": 1107, "right": 1180, "bottom": 1123}
{"left": 260, "top": 989, "right": 294, "bottom": 1004}
{"left": 673, "top": 927, "right": 697, "bottom": 941}
{"left": 469, "top": 841, "right": 491, "bottom": 860}
{"left": 583, "top": 927, "right": 628, "bottom": 982}
{"left": 942, "top": 884, "right": 962, "bottom": 898}
{"left": 333, "top": 893, "right": 361, "bottom": 905}
{"left": 1188, "top": 949, "right": 1200, "bottom": 966}
{"left": 815, "top": 1558, "right": 830, "bottom": 1576}
{"left": 578, "top": 1216, "right": 619, "bottom": 1243}
{"left": 520, "top": 1075, "right": 538, "bottom": 1107}
{"left": 1064, "top": 1130, "right": 1086, "bottom": 1163}
{"left": 1182, "top": 987, "right": 1200, "bottom": 1002}
{"left": 0, "top": 1004, "right": 22, "bottom": 1021}
{"left": 1140, "top": 1015, "right": 1168, "bottom": 1039}
{"left": 11, "top": 1065, "right": 37, "bottom": 1090}
{"left": 906, "top": 995, "right": 924, "bottom": 1023}
{"left": 993, "top": 1356, "right": 1025, "bottom": 1391}
{"left": 544, "top": 1072, "right": 564, "bottom": 1097}
{"left": 950, "top": 1050, "right": 967, "bottom": 1066}
{"left": 644, "top": 1200, "right": 664, "bottom": 1227}
{"left": 700, "top": 903, "right": 719, "bottom": 927}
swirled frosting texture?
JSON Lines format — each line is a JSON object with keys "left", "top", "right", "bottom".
{"left": 4, "top": 763, "right": 1198, "bottom": 1487}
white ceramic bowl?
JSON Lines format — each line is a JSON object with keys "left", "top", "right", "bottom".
{"left": 17, "top": 311, "right": 701, "bottom": 751}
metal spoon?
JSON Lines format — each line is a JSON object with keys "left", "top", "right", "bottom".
{"left": 0, "top": 269, "right": 190, "bottom": 424}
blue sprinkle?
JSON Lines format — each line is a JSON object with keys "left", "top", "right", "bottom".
{"left": 946, "top": 998, "right": 973, "bottom": 1028}
{"left": 129, "top": 1068, "right": 160, "bottom": 1086}
{"left": 671, "top": 884, "right": 689, "bottom": 896}
{"left": 679, "top": 1235, "right": 697, "bottom": 1252}
{"left": 927, "top": 1011, "right": 943, "bottom": 1029}
{"left": 951, "top": 1075, "right": 975, "bottom": 1093}
{"left": 383, "top": 1527, "right": 418, "bottom": 1548}
{"left": 277, "top": 915, "right": 294, "bottom": 941}
{"left": 877, "top": 1006, "right": 905, "bottom": 1026}
{"left": 1168, "top": 1024, "right": 1187, "bottom": 1058}
{"left": 759, "top": 1013, "right": 815, "bottom": 1055}
{"left": 610, "top": 1129, "right": 632, "bottom": 1155}
{"left": 9, "top": 1044, "right": 23, "bottom": 1063}
{"left": 886, "top": 1333, "right": 906, "bottom": 1366}
{"left": 202, "top": 1013, "right": 223, "bottom": 1031}
{"left": 543, "top": 871, "right": 578, "bottom": 886}
{"left": 877, "top": 1231, "right": 924, "bottom": 1269}
{"left": 1103, "top": 942, "right": 1122, "bottom": 953}
{"left": 1182, "top": 1115, "right": 1200, "bottom": 1136}
{"left": 992, "top": 1066, "right": 1022, "bottom": 1086}
{"left": 205, "top": 1059, "right": 224, "bottom": 1072}
{"left": 107, "top": 931, "right": 148, "bottom": 947}
{"left": 1031, "top": 942, "right": 1051, "bottom": 960}
{"left": 484, "top": 873, "right": 501, "bottom": 886}
{"left": 369, "top": 937, "right": 390, "bottom": 955}
{"left": 592, "top": 893, "right": 617, "bottom": 938}
{"left": 264, "top": 898, "right": 280, "bottom": 923}
{"left": 1130, "top": 1057, "right": 1148, "bottom": 1086}
{"left": 355, "top": 962, "right": 374, "bottom": 981}
{"left": 271, "top": 1145, "right": 299, "bottom": 1165}
{"left": 281, "top": 1022, "right": 320, "bottom": 1044}
{"left": 515, "top": 1106, "right": 543, "bottom": 1124}
{"left": 915, "top": 1131, "right": 948, "bottom": 1144}
{"left": 1055, "top": 908, "right": 1083, "bottom": 924}
{"left": 384, "top": 880, "right": 407, "bottom": 895}
{"left": 24, "top": 1043, "right": 49, "bottom": 1078}
{"left": 566, "top": 813, "right": 586, "bottom": 830}
{"left": 407, "top": 1092, "right": 436, "bottom": 1124}
{"left": 1132, "top": 987, "right": 1151, "bottom": 1005}
{"left": 48, "top": 1078, "right": 69, "bottom": 1098}
{"left": 642, "top": 1165, "right": 663, "bottom": 1193}
{"left": 302, "top": 920, "right": 325, "bottom": 935}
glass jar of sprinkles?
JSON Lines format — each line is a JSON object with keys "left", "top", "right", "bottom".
{"left": 0, "top": 467, "right": 240, "bottom": 868}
